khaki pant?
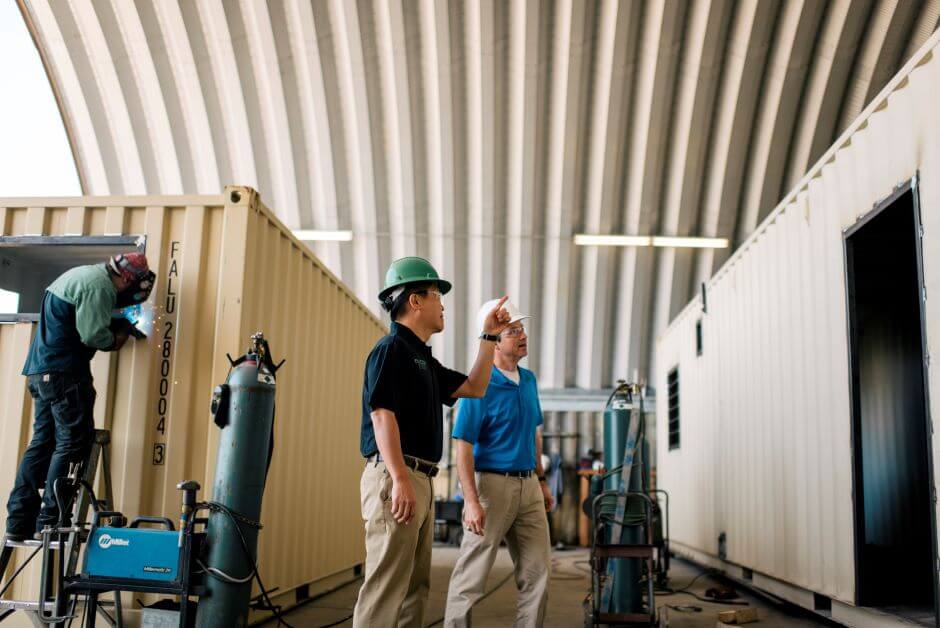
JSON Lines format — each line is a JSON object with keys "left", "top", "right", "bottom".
{"left": 353, "top": 461, "right": 434, "bottom": 628}
{"left": 444, "top": 473, "right": 550, "bottom": 628}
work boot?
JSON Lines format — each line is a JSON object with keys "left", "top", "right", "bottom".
{"left": 4, "top": 530, "right": 31, "bottom": 543}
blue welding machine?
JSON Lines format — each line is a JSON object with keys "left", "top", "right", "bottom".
{"left": 82, "top": 519, "right": 181, "bottom": 585}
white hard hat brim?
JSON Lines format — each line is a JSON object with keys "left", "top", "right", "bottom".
{"left": 477, "top": 298, "right": 531, "bottom": 334}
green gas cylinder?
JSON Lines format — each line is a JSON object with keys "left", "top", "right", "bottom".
{"left": 196, "top": 334, "right": 280, "bottom": 628}
{"left": 600, "top": 384, "right": 647, "bottom": 616}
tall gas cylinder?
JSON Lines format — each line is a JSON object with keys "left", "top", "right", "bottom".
{"left": 603, "top": 387, "right": 649, "bottom": 494}
{"left": 196, "top": 333, "right": 281, "bottom": 628}
{"left": 601, "top": 382, "right": 647, "bottom": 615}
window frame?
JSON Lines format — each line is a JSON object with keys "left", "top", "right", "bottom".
{"left": 667, "top": 366, "right": 680, "bottom": 450}
{"left": 0, "top": 235, "right": 145, "bottom": 322}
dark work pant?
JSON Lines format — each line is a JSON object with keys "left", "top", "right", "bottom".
{"left": 6, "top": 373, "right": 96, "bottom": 534}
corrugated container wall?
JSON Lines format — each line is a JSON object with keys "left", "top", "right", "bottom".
{"left": 0, "top": 187, "right": 383, "bottom": 614}
{"left": 655, "top": 31, "right": 940, "bottom": 615}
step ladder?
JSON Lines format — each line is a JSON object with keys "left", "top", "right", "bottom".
{"left": 0, "top": 429, "right": 123, "bottom": 627}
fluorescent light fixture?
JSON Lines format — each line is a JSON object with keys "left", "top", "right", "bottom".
{"left": 574, "top": 234, "right": 728, "bottom": 249}
{"left": 651, "top": 236, "right": 728, "bottom": 249}
{"left": 292, "top": 229, "right": 353, "bottom": 242}
{"left": 574, "top": 234, "right": 652, "bottom": 246}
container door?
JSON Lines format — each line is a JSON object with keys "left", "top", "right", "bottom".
{"left": 844, "top": 179, "right": 939, "bottom": 625}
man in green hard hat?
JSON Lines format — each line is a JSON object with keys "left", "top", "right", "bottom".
{"left": 354, "top": 256, "right": 511, "bottom": 628}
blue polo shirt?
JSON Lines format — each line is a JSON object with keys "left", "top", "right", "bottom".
{"left": 452, "top": 365, "right": 543, "bottom": 472}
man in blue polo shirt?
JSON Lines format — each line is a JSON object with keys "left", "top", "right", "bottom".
{"left": 444, "top": 299, "right": 553, "bottom": 628}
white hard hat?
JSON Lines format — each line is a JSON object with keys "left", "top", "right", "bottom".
{"left": 477, "top": 298, "right": 531, "bottom": 335}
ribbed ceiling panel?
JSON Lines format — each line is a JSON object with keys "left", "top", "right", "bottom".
{"left": 19, "top": 0, "right": 939, "bottom": 386}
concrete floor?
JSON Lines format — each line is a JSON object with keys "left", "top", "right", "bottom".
{"left": 279, "top": 545, "right": 833, "bottom": 627}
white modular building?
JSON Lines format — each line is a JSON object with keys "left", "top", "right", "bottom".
{"left": 656, "top": 29, "right": 940, "bottom": 628}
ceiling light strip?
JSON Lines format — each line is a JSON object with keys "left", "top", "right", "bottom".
{"left": 574, "top": 234, "right": 728, "bottom": 248}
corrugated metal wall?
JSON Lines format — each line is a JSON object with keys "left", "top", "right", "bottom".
{"left": 0, "top": 188, "right": 383, "bottom": 610}
{"left": 655, "top": 31, "right": 940, "bottom": 606}
{"left": 237, "top": 191, "right": 384, "bottom": 595}
{"left": 20, "top": 0, "right": 940, "bottom": 392}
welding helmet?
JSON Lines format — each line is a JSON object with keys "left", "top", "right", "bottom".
{"left": 114, "top": 271, "right": 155, "bottom": 307}
{"left": 109, "top": 252, "right": 150, "bottom": 282}
{"left": 109, "top": 253, "right": 155, "bottom": 307}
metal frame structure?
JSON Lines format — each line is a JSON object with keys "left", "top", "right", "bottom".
{"left": 587, "top": 490, "right": 658, "bottom": 627}
{"left": 15, "top": 1, "right": 940, "bottom": 388}
{"left": 0, "top": 430, "right": 123, "bottom": 627}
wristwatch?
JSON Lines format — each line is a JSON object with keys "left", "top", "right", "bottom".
{"left": 537, "top": 475, "right": 546, "bottom": 483}
{"left": 479, "top": 333, "right": 500, "bottom": 342}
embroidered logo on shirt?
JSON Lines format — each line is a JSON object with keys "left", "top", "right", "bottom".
{"left": 414, "top": 358, "right": 428, "bottom": 370}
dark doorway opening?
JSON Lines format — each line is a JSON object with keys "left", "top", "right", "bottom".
{"left": 845, "top": 181, "right": 938, "bottom": 626}
{"left": 0, "top": 236, "right": 143, "bottom": 321}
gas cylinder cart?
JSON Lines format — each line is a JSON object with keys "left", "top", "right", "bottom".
{"left": 584, "top": 490, "right": 660, "bottom": 626}
{"left": 582, "top": 381, "right": 666, "bottom": 627}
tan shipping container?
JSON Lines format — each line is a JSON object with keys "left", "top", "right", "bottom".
{"left": 0, "top": 186, "right": 383, "bottom": 622}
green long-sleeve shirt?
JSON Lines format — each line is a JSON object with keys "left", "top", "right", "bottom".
{"left": 49, "top": 264, "right": 117, "bottom": 349}
{"left": 22, "top": 264, "right": 118, "bottom": 377}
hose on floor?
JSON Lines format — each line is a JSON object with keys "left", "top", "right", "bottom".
{"left": 656, "top": 569, "right": 750, "bottom": 606}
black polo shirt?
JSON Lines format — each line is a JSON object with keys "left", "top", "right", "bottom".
{"left": 361, "top": 322, "right": 467, "bottom": 462}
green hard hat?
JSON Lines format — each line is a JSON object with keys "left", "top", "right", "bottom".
{"left": 379, "top": 256, "right": 452, "bottom": 302}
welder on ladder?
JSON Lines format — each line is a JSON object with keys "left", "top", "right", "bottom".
{"left": 3, "top": 253, "right": 154, "bottom": 542}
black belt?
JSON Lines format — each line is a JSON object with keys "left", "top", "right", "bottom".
{"left": 367, "top": 453, "right": 439, "bottom": 478}
{"left": 478, "top": 469, "right": 534, "bottom": 478}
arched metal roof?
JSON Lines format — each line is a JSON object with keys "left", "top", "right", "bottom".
{"left": 18, "top": 0, "right": 940, "bottom": 386}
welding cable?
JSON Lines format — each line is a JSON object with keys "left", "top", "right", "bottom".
{"left": 655, "top": 568, "right": 718, "bottom": 595}
{"left": 252, "top": 575, "right": 363, "bottom": 627}
{"left": 197, "top": 559, "right": 255, "bottom": 584}
{"left": 423, "top": 570, "right": 515, "bottom": 627}
{"left": 208, "top": 502, "right": 293, "bottom": 627}
{"left": 199, "top": 501, "right": 295, "bottom": 628}
{"left": 668, "top": 590, "right": 749, "bottom": 606}
{"left": 656, "top": 569, "right": 750, "bottom": 605}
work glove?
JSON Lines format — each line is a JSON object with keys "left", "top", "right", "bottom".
{"left": 109, "top": 316, "right": 146, "bottom": 340}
